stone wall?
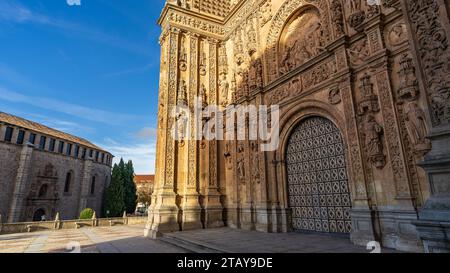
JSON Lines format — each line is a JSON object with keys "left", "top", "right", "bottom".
{"left": 0, "top": 216, "right": 147, "bottom": 235}
{"left": 0, "top": 126, "right": 112, "bottom": 223}
{"left": 0, "top": 144, "right": 20, "bottom": 221}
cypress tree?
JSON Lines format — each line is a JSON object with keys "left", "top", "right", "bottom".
{"left": 103, "top": 162, "right": 126, "bottom": 217}
{"left": 124, "top": 160, "right": 137, "bottom": 214}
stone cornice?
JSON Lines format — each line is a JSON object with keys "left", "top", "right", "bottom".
{"left": 158, "top": 1, "right": 265, "bottom": 39}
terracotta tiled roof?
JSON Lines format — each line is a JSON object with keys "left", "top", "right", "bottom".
{"left": 134, "top": 175, "right": 155, "bottom": 184}
{"left": 0, "top": 112, "right": 108, "bottom": 153}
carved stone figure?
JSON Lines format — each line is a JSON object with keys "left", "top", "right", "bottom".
{"left": 178, "top": 79, "right": 188, "bottom": 104}
{"left": 237, "top": 157, "right": 245, "bottom": 183}
{"left": 358, "top": 73, "right": 379, "bottom": 115}
{"left": 329, "top": 87, "right": 341, "bottom": 105}
{"left": 200, "top": 83, "right": 208, "bottom": 108}
{"left": 179, "top": 35, "right": 187, "bottom": 71}
{"left": 397, "top": 54, "right": 419, "bottom": 101}
{"left": 175, "top": 109, "right": 189, "bottom": 145}
{"left": 404, "top": 102, "right": 431, "bottom": 153}
{"left": 219, "top": 74, "right": 230, "bottom": 106}
{"left": 331, "top": 0, "right": 344, "bottom": 37}
{"left": 363, "top": 115, "right": 385, "bottom": 168}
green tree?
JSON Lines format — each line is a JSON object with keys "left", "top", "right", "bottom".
{"left": 103, "top": 160, "right": 126, "bottom": 217}
{"left": 124, "top": 160, "right": 137, "bottom": 214}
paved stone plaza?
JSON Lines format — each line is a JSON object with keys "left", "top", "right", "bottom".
{"left": 0, "top": 225, "right": 401, "bottom": 253}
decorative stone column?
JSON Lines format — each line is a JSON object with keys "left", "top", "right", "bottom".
{"left": 400, "top": 0, "right": 450, "bottom": 253}
{"left": 203, "top": 38, "right": 224, "bottom": 228}
{"left": 145, "top": 27, "right": 182, "bottom": 238}
{"left": 340, "top": 74, "right": 378, "bottom": 247}
{"left": 8, "top": 143, "right": 34, "bottom": 223}
{"left": 181, "top": 32, "right": 203, "bottom": 230}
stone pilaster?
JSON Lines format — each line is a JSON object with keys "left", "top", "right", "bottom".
{"left": 340, "top": 74, "right": 378, "bottom": 246}
{"left": 181, "top": 32, "right": 203, "bottom": 230}
{"left": 203, "top": 38, "right": 224, "bottom": 228}
{"left": 400, "top": 0, "right": 450, "bottom": 253}
{"left": 145, "top": 27, "right": 182, "bottom": 238}
{"left": 8, "top": 143, "right": 34, "bottom": 223}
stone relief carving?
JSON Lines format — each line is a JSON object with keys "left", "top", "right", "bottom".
{"left": 330, "top": 0, "right": 345, "bottom": 37}
{"left": 397, "top": 54, "right": 419, "bottom": 102}
{"left": 179, "top": 35, "right": 188, "bottom": 71}
{"left": 404, "top": 102, "right": 432, "bottom": 154}
{"left": 363, "top": 114, "right": 386, "bottom": 168}
{"left": 388, "top": 23, "right": 408, "bottom": 47}
{"left": 328, "top": 87, "right": 342, "bottom": 105}
{"left": 266, "top": 0, "right": 332, "bottom": 82}
{"left": 266, "top": 57, "right": 336, "bottom": 105}
{"left": 407, "top": 0, "right": 450, "bottom": 126}
{"left": 199, "top": 40, "right": 207, "bottom": 76}
{"left": 178, "top": 79, "right": 188, "bottom": 104}
{"left": 250, "top": 142, "right": 261, "bottom": 184}
{"left": 237, "top": 143, "right": 246, "bottom": 184}
{"left": 259, "top": 0, "right": 272, "bottom": 27}
{"left": 279, "top": 7, "right": 325, "bottom": 75}
{"left": 358, "top": 73, "right": 379, "bottom": 115}
{"left": 347, "top": 38, "right": 369, "bottom": 66}
{"left": 224, "top": 142, "right": 232, "bottom": 170}
{"left": 219, "top": 74, "right": 230, "bottom": 106}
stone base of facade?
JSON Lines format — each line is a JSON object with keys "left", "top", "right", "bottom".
{"left": 376, "top": 207, "right": 423, "bottom": 252}
{"left": 350, "top": 206, "right": 377, "bottom": 247}
{"left": 181, "top": 207, "right": 203, "bottom": 231}
{"left": 413, "top": 219, "right": 450, "bottom": 253}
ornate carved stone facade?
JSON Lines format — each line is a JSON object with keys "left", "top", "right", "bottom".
{"left": 147, "top": 0, "right": 450, "bottom": 253}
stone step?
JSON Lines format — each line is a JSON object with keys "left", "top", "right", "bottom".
{"left": 159, "top": 233, "right": 228, "bottom": 253}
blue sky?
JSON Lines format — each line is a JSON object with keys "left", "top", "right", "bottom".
{"left": 0, "top": 0, "right": 166, "bottom": 173}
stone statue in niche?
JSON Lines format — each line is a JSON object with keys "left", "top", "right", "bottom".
{"left": 219, "top": 74, "right": 230, "bottom": 106}
{"left": 175, "top": 109, "right": 189, "bottom": 146}
{"left": 249, "top": 55, "right": 263, "bottom": 90}
{"left": 179, "top": 36, "right": 187, "bottom": 71}
{"left": 279, "top": 9, "right": 324, "bottom": 75}
{"left": 363, "top": 114, "right": 385, "bottom": 168}
{"left": 230, "top": 73, "right": 237, "bottom": 104}
{"left": 331, "top": 0, "right": 345, "bottom": 37}
{"left": 247, "top": 19, "right": 257, "bottom": 56}
{"left": 178, "top": 79, "right": 188, "bottom": 105}
{"left": 237, "top": 157, "right": 245, "bottom": 183}
{"left": 404, "top": 102, "right": 432, "bottom": 154}
{"left": 200, "top": 83, "right": 208, "bottom": 109}
{"left": 358, "top": 73, "right": 379, "bottom": 115}
{"left": 199, "top": 52, "right": 207, "bottom": 76}
{"left": 397, "top": 54, "right": 419, "bottom": 101}
{"left": 224, "top": 142, "right": 232, "bottom": 170}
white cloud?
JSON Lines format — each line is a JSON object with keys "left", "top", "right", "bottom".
{"left": 0, "top": 86, "right": 142, "bottom": 125}
{"left": 0, "top": 1, "right": 151, "bottom": 56}
{"left": 66, "top": 0, "right": 81, "bottom": 6}
{"left": 99, "top": 140, "right": 156, "bottom": 174}
{"left": 134, "top": 127, "right": 157, "bottom": 139}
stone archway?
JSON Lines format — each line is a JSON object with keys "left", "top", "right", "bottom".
{"left": 285, "top": 116, "right": 352, "bottom": 234}
{"left": 33, "top": 208, "right": 46, "bottom": 222}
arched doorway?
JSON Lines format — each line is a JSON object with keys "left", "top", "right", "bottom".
{"left": 33, "top": 209, "right": 46, "bottom": 222}
{"left": 286, "top": 116, "right": 352, "bottom": 234}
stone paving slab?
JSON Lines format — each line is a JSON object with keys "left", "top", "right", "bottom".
{"left": 167, "top": 228, "right": 402, "bottom": 253}
{"left": 0, "top": 225, "right": 402, "bottom": 253}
